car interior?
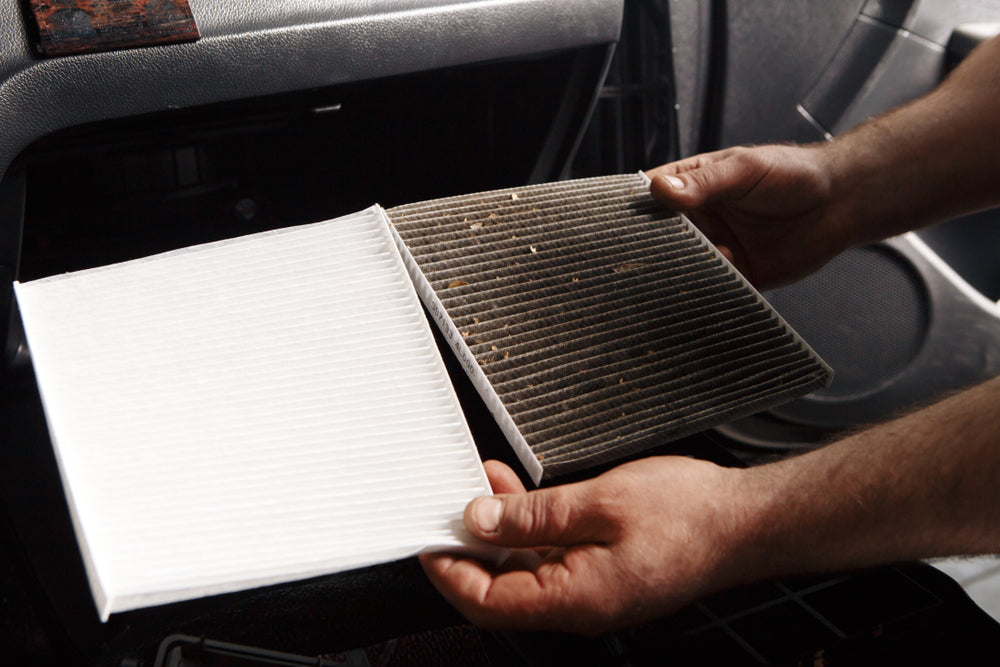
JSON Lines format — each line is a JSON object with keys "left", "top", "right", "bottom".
{"left": 2, "top": 1, "right": 999, "bottom": 664}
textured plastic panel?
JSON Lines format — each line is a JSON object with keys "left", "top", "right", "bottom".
{"left": 829, "top": 30, "right": 945, "bottom": 133}
{"left": 865, "top": 0, "right": 1000, "bottom": 45}
{"left": 716, "top": 0, "right": 1000, "bottom": 146}
{"left": 800, "top": 12, "right": 948, "bottom": 135}
{"left": 801, "top": 17, "right": 898, "bottom": 131}
{"left": 0, "top": 0, "right": 624, "bottom": 181}
{"left": 919, "top": 209, "right": 1000, "bottom": 301}
{"left": 716, "top": 0, "right": 867, "bottom": 147}
{"left": 666, "top": 0, "right": 712, "bottom": 157}
{"left": 861, "top": 0, "right": 915, "bottom": 26}
{"left": 948, "top": 22, "right": 1000, "bottom": 62}
{"left": 389, "top": 174, "right": 831, "bottom": 479}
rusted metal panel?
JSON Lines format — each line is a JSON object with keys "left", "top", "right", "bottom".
{"left": 26, "top": 0, "right": 200, "bottom": 57}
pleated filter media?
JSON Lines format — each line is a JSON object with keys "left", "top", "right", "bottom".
{"left": 14, "top": 207, "right": 497, "bottom": 620}
{"left": 388, "top": 173, "right": 832, "bottom": 482}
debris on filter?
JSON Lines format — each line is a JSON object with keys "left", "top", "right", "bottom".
{"left": 384, "top": 173, "right": 832, "bottom": 478}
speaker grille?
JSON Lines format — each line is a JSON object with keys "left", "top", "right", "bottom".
{"left": 765, "top": 245, "right": 927, "bottom": 400}
{"left": 389, "top": 174, "right": 831, "bottom": 477}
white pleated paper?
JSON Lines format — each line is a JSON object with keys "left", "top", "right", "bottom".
{"left": 14, "top": 206, "right": 493, "bottom": 621}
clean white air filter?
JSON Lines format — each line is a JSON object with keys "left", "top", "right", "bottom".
{"left": 14, "top": 206, "right": 495, "bottom": 620}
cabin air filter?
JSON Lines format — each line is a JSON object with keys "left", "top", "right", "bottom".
{"left": 388, "top": 173, "right": 832, "bottom": 483}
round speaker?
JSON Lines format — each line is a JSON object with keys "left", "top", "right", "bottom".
{"left": 765, "top": 244, "right": 929, "bottom": 401}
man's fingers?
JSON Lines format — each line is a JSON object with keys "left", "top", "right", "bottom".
{"left": 419, "top": 552, "right": 494, "bottom": 617}
{"left": 649, "top": 167, "right": 711, "bottom": 209}
{"left": 648, "top": 148, "right": 766, "bottom": 211}
{"left": 464, "top": 480, "right": 619, "bottom": 548}
{"left": 420, "top": 548, "right": 618, "bottom": 634}
{"left": 716, "top": 245, "right": 736, "bottom": 264}
{"left": 644, "top": 148, "right": 731, "bottom": 181}
{"left": 483, "top": 460, "right": 526, "bottom": 495}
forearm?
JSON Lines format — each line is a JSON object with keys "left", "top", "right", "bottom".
{"left": 822, "top": 35, "right": 1000, "bottom": 245}
{"left": 734, "top": 374, "right": 1000, "bottom": 582}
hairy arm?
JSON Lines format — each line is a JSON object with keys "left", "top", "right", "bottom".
{"left": 743, "top": 374, "right": 1000, "bottom": 576}
{"left": 824, "top": 33, "right": 1000, "bottom": 243}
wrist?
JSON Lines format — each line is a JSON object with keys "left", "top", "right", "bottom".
{"left": 704, "top": 464, "right": 794, "bottom": 589}
{"left": 809, "top": 140, "right": 871, "bottom": 252}
{"left": 716, "top": 452, "right": 858, "bottom": 585}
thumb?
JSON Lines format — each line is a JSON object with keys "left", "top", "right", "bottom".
{"left": 648, "top": 152, "right": 760, "bottom": 211}
{"left": 464, "top": 483, "right": 617, "bottom": 548}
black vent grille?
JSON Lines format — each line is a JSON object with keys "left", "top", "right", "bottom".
{"left": 388, "top": 174, "right": 831, "bottom": 478}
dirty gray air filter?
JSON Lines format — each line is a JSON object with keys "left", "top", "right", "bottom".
{"left": 387, "top": 174, "right": 831, "bottom": 482}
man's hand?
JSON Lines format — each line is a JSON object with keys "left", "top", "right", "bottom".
{"left": 419, "top": 457, "right": 754, "bottom": 635}
{"left": 646, "top": 145, "right": 849, "bottom": 289}
{"left": 421, "top": 377, "right": 1000, "bottom": 636}
{"left": 646, "top": 34, "right": 1000, "bottom": 291}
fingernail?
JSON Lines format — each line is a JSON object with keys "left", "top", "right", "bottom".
{"left": 472, "top": 497, "right": 502, "bottom": 534}
{"left": 662, "top": 175, "right": 685, "bottom": 190}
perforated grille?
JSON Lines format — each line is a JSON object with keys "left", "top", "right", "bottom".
{"left": 389, "top": 174, "right": 831, "bottom": 477}
{"left": 765, "top": 245, "right": 927, "bottom": 400}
